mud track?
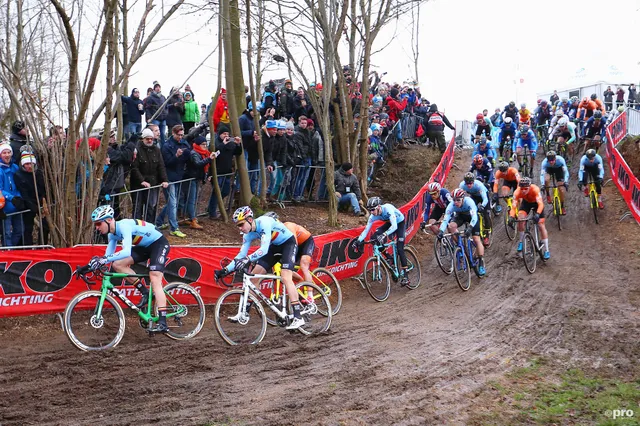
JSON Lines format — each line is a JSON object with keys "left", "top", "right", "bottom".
{"left": 1, "top": 150, "right": 639, "bottom": 425}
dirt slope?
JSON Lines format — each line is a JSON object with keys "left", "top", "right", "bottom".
{"left": 1, "top": 147, "right": 639, "bottom": 425}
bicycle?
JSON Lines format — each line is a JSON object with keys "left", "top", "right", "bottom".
{"left": 64, "top": 265, "right": 206, "bottom": 351}
{"left": 519, "top": 145, "right": 533, "bottom": 178}
{"left": 423, "top": 222, "right": 453, "bottom": 275}
{"left": 585, "top": 174, "right": 601, "bottom": 224}
{"left": 258, "top": 262, "right": 342, "bottom": 326}
{"left": 361, "top": 239, "right": 421, "bottom": 302}
{"left": 502, "top": 136, "right": 513, "bottom": 165}
{"left": 536, "top": 123, "right": 549, "bottom": 152}
{"left": 446, "top": 228, "right": 483, "bottom": 291}
{"left": 214, "top": 264, "right": 331, "bottom": 345}
{"left": 500, "top": 194, "right": 518, "bottom": 241}
{"left": 547, "top": 174, "right": 563, "bottom": 231}
{"left": 476, "top": 203, "right": 493, "bottom": 248}
{"left": 514, "top": 212, "right": 548, "bottom": 273}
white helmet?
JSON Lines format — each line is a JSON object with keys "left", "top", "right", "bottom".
{"left": 504, "top": 117, "right": 512, "bottom": 124}
{"left": 92, "top": 205, "right": 114, "bottom": 222}
{"left": 555, "top": 110, "right": 564, "bottom": 117}
{"left": 558, "top": 117, "right": 569, "bottom": 127}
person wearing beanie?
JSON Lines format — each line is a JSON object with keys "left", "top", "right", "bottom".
{"left": 121, "top": 88, "right": 145, "bottom": 139}
{"left": 0, "top": 142, "right": 25, "bottom": 245}
{"left": 208, "top": 125, "right": 241, "bottom": 219}
{"left": 165, "top": 88, "right": 185, "bottom": 134}
{"left": 333, "top": 162, "right": 365, "bottom": 216}
{"left": 425, "top": 103, "right": 455, "bottom": 153}
{"left": 13, "top": 153, "right": 49, "bottom": 245}
{"left": 213, "top": 88, "right": 230, "bottom": 131}
{"left": 260, "top": 120, "right": 277, "bottom": 199}
{"left": 238, "top": 105, "right": 260, "bottom": 194}
{"left": 279, "top": 79, "right": 295, "bottom": 120}
{"left": 130, "top": 128, "right": 168, "bottom": 223}
{"left": 144, "top": 81, "right": 169, "bottom": 146}
{"left": 182, "top": 91, "right": 200, "bottom": 133}
{"left": 385, "top": 88, "right": 408, "bottom": 143}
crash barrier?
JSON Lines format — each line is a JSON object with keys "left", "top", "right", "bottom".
{"left": 0, "top": 134, "right": 456, "bottom": 317}
{"left": 0, "top": 209, "right": 50, "bottom": 249}
{"left": 604, "top": 109, "right": 640, "bottom": 224}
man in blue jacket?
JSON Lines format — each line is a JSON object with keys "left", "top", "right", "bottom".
{"left": 121, "top": 88, "right": 145, "bottom": 139}
{"left": 0, "top": 142, "right": 24, "bottom": 246}
{"left": 155, "top": 125, "right": 191, "bottom": 238}
{"left": 144, "top": 81, "right": 169, "bottom": 147}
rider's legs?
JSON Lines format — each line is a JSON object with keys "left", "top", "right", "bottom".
{"left": 428, "top": 218, "right": 440, "bottom": 235}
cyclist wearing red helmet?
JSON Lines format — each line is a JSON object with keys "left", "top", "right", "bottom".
{"left": 420, "top": 181, "right": 453, "bottom": 235}
{"left": 475, "top": 113, "right": 493, "bottom": 140}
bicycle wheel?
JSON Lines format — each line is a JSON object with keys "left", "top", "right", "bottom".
{"left": 453, "top": 247, "right": 471, "bottom": 291}
{"left": 64, "top": 291, "right": 126, "bottom": 351}
{"left": 554, "top": 196, "right": 562, "bottom": 231}
{"left": 214, "top": 290, "right": 267, "bottom": 345}
{"left": 590, "top": 190, "right": 599, "bottom": 224}
{"left": 434, "top": 237, "right": 454, "bottom": 275}
{"left": 163, "top": 282, "right": 206, "bottom": 340}
{"left": 404, "top": 246, "right": 422, "bottom": 290}
{"left": 467, "top": 240, "right": 482, "bottom": 278}
{"left": 296, "top": 281, "right": 332, "bottom": 335}
{"left": 363, "top": 256, "right": 391, "bottom": 302}
{"left": 522, "top": 233, "right": 537, "bottom": 273}
{"left": 504, "top": 210, "right": 516, "bottom": 241}
{"left": 311, "top": 267, "right": 342, "bottom": 315}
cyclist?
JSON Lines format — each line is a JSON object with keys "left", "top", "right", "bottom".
{"left": 549, "top": 116, "right": 577, "bottom": 160}
{"left": 582, "top": 110, "right": 607, "bottom": 152}
{"left": 577, "top": 96, "right": 597, "bottom": 121}
{"left": 518, "top": 103, "right": 532, "bottom": 126}
{"left": 437, "top": 188, "right": 486, "bottom": 276}
{"left": 499, "top": 117, "right": 517, "bottom": 159}
{"left": 590, "top": 93, "right": 606, "bottom": 114}
{"left": 549, "top": 109, "right": 565, "bottom": 130}
{"left": 420, "top": 181, "right": 453, "bottom": 235}
{"left": 502, "top": 101, "right": 519, "bottom": 123}
{"left": 509, "top": 177, "right": 550, "bottom": 259}
{"left": 214, "top": 206, "right": 306, "bottom": 330}
{"left": 577, "top": 149, "right": 605, "bottom": 209}
{"left": 89, "top": 205, "right": 171, "bottom": 333}
{"left": 513, "top": 124, "right": 538, "bottom": 175}
{"left": 475, "top": 113, "right": 493, "bottom": 140}
{"left": 352, "top": 197, "right": 410, "bottom": 286}
{"left": 534, "top": 100, "right": 552, "bottom": 139}
{"left": 469, "top": 154, "right": 495, "bottom": 191}
{"left": 539, "top": 150, "right": 569, "bottom": 215}
{"left": 472, "top": 136, "right": 497, "bottom": 164}
{"left": 460, "top": 172, "right": 491, "bottom": 246}
{"left": 492, "top": 161, "right": 521, "bottom": 213}
{"left": 567, "top": 97, "right": 580, "bottom": 120}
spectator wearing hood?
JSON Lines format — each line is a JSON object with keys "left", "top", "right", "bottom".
{"left": 292, "top": 87, "right": 311, "bottom": 122}
{"left": 425, "top": 104, "right": 455, "bottom": 153}
{"left": 261, "top": 81, "right": 278, "bottom": 117}
{"left": 199, "top": 103, "right": 209, "bottom": 125}
{"left": 0, "top": 142, "right": 24, "bottom": 246}
{"left": 386, "top": 88, "right": 408, "bottom": 142}
{"left": 213, "top": 88, "right": 230, "bottom": 131}
{"left": 130, "top": 128, "right": 168, "bottom": 223}
{"left": 238, "top": 103, "right": 260, "bottom": 194}
{"left": 13, "top": 152, "right": 49, "bottom": 245}
{"left": 144, "top": 81, "right": 169, "bottom": 146}
{"left": 334, "top": 162, "right": 365, "bottom": 216}
{"left": 207, "top": 123, "right": 241, "bottom": 219}
{"left": 183, "top": 135, "right": 217, "bottom": 229}
{"left": 182, "top": 91, "right": 200, "bottom": 133}
{"left": 100, "top": 129, "right": 137, "bottom": 219}
{"left": 166, "top": 89, "right": 185, "bottom": 131}
{"left": 9, "top": 120, "right": 29, "bottom": 165}
{"left": 121, "top": 88, "right": 145, "bottom": 139}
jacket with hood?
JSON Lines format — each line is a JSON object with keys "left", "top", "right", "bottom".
{"left": 213, "top": 96, "right": 230, "bottom": 130}
{"left": 425, "top": 104, "right": 455, "bottom": 132}
{"left": 238, "top": 111, "right": 259, "bottom": 164}
{"left": 165, "top": 93, "right": 185, "bottom": 128}
{"left": 145, "top": 91, "right": 168, "bottom": 121}
{"left": 182, "top": 94, "right": 200, "bottom": 123}
{"left": 14, "top": 166, "right": 46, "bottom": 214}
{"left": 293, "top": 125, "right": 315, "bottom": 160}
{"left": 211, "top": 132, "right": 242, "bottom": 176}
{"left": 385, "top": 95, "right": 408, "bottom": 122}
{"left": 333, "top": 168, "right": 362, "bottom": 200}
{"left": 185, "top": 137, "right": 213, "bottom": 182}
{"left": 130, "top": 141, "right": 168, "bottom": 188}
{"left": 9, "top": 133, "right": 28, "bottom": 165}
{"left": 161, "top": 135, "right": 192, "bottom": 182}
{"left": 0, "top": 161, "right": 21, "bottom": 214}
{"left": 121, "top": 89, "right": 145, "bottom": 124}
{"left": 100, "top": 138, "right": 137, "bottom": 196}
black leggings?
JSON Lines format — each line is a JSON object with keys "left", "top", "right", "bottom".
{"left": 581, "top": 167, "right": 602, "bottom": 194}
{"left": 372, "top": 220, "right": 407, "bottom": 268}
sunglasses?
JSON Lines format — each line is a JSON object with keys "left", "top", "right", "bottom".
{"left": 429, "top": 191, "right": 439, "bottom": 196}
{"left": 454, "top": 197, "right": 464, "bottom": 202}
{"left": 236, "top": 222, "right": 246, "bottom": 228}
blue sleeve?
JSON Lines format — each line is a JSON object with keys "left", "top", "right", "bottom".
{"left": 439, "top": 204, "right": 454, "bottom": 233}
{"left": 358, "top": 216, "right": 375, "bottom": 242}
{"left": 540, "top": 159, "right": 547, "bottom": 186}
{"left": 562, "top": 160, "right": 569, "bottom": 183}
{"left": 104, "top": 235, "right": 118, "bottom": 257}
{"left": 479, "top": 184, "right": 488, "bottom": 206}
{"left": 105, "top": 225, "right": 133, "bottom": 263}
{"left": 467, "top": 198, "right": 478, "bottom": 226}
{"left": 227, "top": 237, "right": 252, "bottom": 271}
{"left": 385, "top": 208, "right": 398, "bottom": 235}
{"left": 598, "top": 158, "right": 604, "bottom": 179}
{"left": 423, "top": 195, "right": 433, "bottom": 221}
{"left": 249, "top": 224, "right": 273, "bottom": 263}
{"left": 578, "top": 157, "right": 586, "bottom": 181}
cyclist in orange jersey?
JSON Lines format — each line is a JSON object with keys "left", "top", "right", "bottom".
{"left": 509, "top": 177, "right": 550, "bottom": 260}
{"left": 491, "top": 161, "right": 521, "bottom": 213}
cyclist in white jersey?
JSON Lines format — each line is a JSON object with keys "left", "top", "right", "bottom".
{"left": 90, "top": 205, "right": 171, "bottom": 332}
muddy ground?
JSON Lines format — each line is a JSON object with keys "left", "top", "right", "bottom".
{"left": 1, "top": 146, "right": 639, "bottom": 425}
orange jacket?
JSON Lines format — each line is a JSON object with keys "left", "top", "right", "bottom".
{"left": 593, "top": 99, "right": 605, "bottom": 113}
{"left": 284, "top": 222, "right": 311, "bottom": 245}
{"left": 493, "top": 167, "right": 521, "bottom": 192}
{"left": 577, "top": 100, "right": 597, "bottom": 118}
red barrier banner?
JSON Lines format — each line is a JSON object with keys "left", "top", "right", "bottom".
{"left": 608, "top": 111, "right": 627, "bottom": 147}
{"left": 605, "top": 127, "right": 640, "bottom": 224}
{"left": 0, "top": 135, "right": 457, "bottom": 318}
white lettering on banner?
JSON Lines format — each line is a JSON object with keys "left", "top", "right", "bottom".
{"left": 328, "top": 261, "right": 359, "bottom": 274}
{"left": 0, "top": 294, "right": 54, "bottom": 307}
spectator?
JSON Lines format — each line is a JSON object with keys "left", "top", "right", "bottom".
{"left": 629, "top": 84, "right": 637, "bottom": 109}
{"left": 292, "top": 87, "right": 311, "bottom": 122}
{"left": 182, "top": 135, "right": 217, "bottom": 229}
{"left": 146, "top": 123, "right": 161, "bottom": 146}
{"left": 9, "top": 120, "right": 29, "bottom": 165}
{"left": 385, "top": 88, "right": 408, "bottom": 142}
{"left": 0, "top": 142, "right": 24, "bottom": 246}
{"left": 368, "top": 123, "right": 385, "bottom": 183}
{"left": 100, "top": 129, "right": 137, "bottom": 219}
{"left": 334, "top": 162, "right": 365, "bottom": 216}
{"left": 13, "top": 152, "right": 49, "bottom": 245}
{"left": 166, "top": 89, "right": 184, "bottom": 132}
{"left": 425, "top": 104, "right": 455, "bottom": 153}
{"left": 208, "top": 123, "right": 241, "bottom": 219}
{"left": 121, "top": 88, "right": 145, "bottom": 139}
{"left": 184, "top": 84, "right": 195, "bottom": 101}
{"left": 603, "top": 86, "right": 614, "bottom": 112}
{"left": 490, "top": 108, "right": 503, "bottom": 127}
{"left": 307, "top": 119, "right": 326, "bottom": 200}
{"left": 280, "top": 121, "right": 301, "bottom": 200}
{"left": 47, "top": 125, "right": 66, "bottom": 149}
{"left": 156, "top": 125, "right": 190, "bottom": 238}
{"left": 292, "top": 115, "right": 314, "bottom": 202}
{"left": 260, "top": 120, "right": 277, "bottom": 198}
{"left": 269, "top": 120, "right": 288, "bottom": 200}
{"left": 213, "top": 88, "right": 230, "bottom": 131}
{"left": 199, "top": 103, "right": 209, "bottom": 125}
{"left": 260, "top": 80, "right": 278, "bottom": 116}
{"left": 145, "top": 81, "right": 168, "bottom": 146}
{"left": 550, "top": 90, "right": 559, "bottom": 105}
{"left": 238, "top": 103, "right": 260, "bottom": 194}
{"left": 182, "top": 91, "right": 199, "bottom": 133}
{"left": 279, "top": 79, "right": 295, "bottom": 120}
{"left": 616, "top": 86, "right": 625, "bottom": 109}
{"left": 130, "top": 128, "right": 168, "bottom": 223}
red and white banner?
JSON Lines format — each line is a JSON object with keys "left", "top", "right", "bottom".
{"left": 605, "top": 117, "right": 640, "bottom": 224}
{"left": 0, "top": 135, "right": 457, "bottom": 318}
{"left": 608, "top": 110, "right": 628, "bottom": 147}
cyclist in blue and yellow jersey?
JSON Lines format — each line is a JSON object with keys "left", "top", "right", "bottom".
{"left": 581, "top": 110, "right": 607, "bottom": 152}
{"left": 472, "top": 136, "right": 497, "bottom": 165}
{"left": 90, "top": 205, "right": 171, "bottom": 333}
{"left": 577, "top": 149, "right": 605, "bottom": 209}
{"left": 514, "top": 124, "right": 538, "bottom": 175}
{"left": 540, "top": 150, "right": 569, "bottom": 215}
{"left": 352, "top": 197, "right": 410, "bottom": 286}
{"left": 420, "top": 181, "right": 453, "bottom": 235}
{"left": 437, "top": 188, "right": 486, "bottom": 276}
{"left": 460, "top": 172, "right": 491, "bottom": 245}
{"left": 214, "top": 206, "right": 305, "bottom": 330}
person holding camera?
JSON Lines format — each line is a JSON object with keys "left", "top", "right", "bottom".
{"left": 121, "top": 88, "right": 145, "bottom": 139}
{"left": 208, "top": 123, "right": 242, "bottom": 219}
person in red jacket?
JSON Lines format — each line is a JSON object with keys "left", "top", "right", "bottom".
{"left": 385, "top": 87, "right": 408, "bottom": 142}
{"left": 212, "top": 88, "right": 230, "bottom": 131}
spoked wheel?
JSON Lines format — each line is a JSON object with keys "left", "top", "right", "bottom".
{"left": 504, "top": 211, "right": 516, "bottom": 241}
{"left": 453, "top": 247, "right": 471, "bottom": 291}
{"left": 363, "top": 256, "right": 391, "bottom": 302}
{"left": 554, "top": 197, "right": 562, "bottom": 231}
{"left": 434, "top": 237, "right": 454, "bottom": 275}
{"left": 311, "top": 267, "right": 342, "bottom": 315}
{"left": 214, "top": 290, "right": 267, "bottom": 345}
{"left": 468, "top": 241, "right": 483, "bottom": 278}
{"left": 522, "top": 233, "right": 537, "bottom": 273}
{"left": 64, "top": 291, "right": 125, "bottom": 351}
{"left": 590, "top": 191, "right": 599, "bottom": 224}
{"left": 163, "top": 282, "right": 206, "bottom": 340}
{"left": 403, "top": 246, "right": 422, "bottom": 290}
{"left": 296, "top": 281, "right": 332, "bottom": 335}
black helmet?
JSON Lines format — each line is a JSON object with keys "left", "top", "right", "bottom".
{"left": 498, "top": 161, "right": 509, "bottom": 173}
{"left": 546, "top": 150, "right": 557, "bottom": 161}
{"left": 463, "top": 172, "right": 475, "bottom": 184}
{"left": 590, "top": 93, "right": 597, "bottom": 100}
{"left": 586, "top": 149, "right": 597, "bottom": 159}
{"left": 593, "top": 110, "right": 603, "bottom": 119}
{"left": 366, "top": 196, "right": 382, "bottom": 210}
{"left": 509, "top": 101, "right": 515, "bottom": 107}
{"left": 11, "top": 120, "right": 25, "bottom": 134}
